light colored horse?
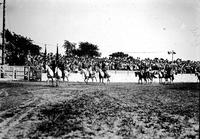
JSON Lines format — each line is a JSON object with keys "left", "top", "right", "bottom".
{"left": 63, "top": 69, "right": 70, "bottom": 82}
{"left": 158, "top": 70, "right": 165, "bottom": 83}
{"left": 98, "top": 68, "right": 110, "bottom": 83}
{"left": 157, "top": 68, "right": 175, "bottom": 84}
{"left": 55, "top": 66, "right": 62, "bottom": 86}
{"left": 45, "top": 65, "right": 54, "bottom": 86}
{"left": 80, "top": 68, "right": 97, "bottom": 84}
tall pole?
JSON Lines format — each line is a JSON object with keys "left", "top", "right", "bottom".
{"left": 56, "top": 44, "right": 59, "bottom": 66}
{"left": 44, "top": 44, "right": 47, "bottom": 68}
{"left": 168, "top": 50, "right": 176, "bottom": 62}
{"left": 2, "top": 0, "right": 5, "bottom": 65}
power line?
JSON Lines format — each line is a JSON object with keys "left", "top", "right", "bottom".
{"left": 124, "top": 51, "right": 165, "bottom": 54}
{"left": 32, "top": 41, "right": 59, "bottom": 47}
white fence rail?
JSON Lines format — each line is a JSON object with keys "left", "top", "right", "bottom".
{"left": 68, "top": 70, "right": 198, "bottom": 83}
{"left": 0, "top": 67, "right": 198, "bottom": 83}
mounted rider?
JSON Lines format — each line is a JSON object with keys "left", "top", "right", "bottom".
{"left": 101, "top": 61, "right": 110, "bottom": 78}
{"left": 88, "top": 64, "right": 94, "bottom": 78}
{"left": 164, "top": 63, "right": 174, "bottom": 81}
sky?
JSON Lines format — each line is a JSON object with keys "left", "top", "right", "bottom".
{"left": 0, "top": 0, "right": 200, "bottom": 60}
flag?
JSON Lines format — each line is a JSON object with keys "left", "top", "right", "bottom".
{"left": 44, "top": 45, "right": 47, "bottom": 68}
{"left": 56, "top": 44, "right": 59, "bottom": 66}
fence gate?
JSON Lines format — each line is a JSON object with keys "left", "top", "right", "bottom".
{"left": 0, "top": 65, "right": 25, "bottom": 80}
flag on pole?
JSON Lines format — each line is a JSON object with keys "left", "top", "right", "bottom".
{"left": 44, "top": 45, "right": 47, "bottom": 69}
{"left": 56, "top": 44, "right": 59, "bottom": 66}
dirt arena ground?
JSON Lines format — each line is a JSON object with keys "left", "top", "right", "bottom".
{"left": 0, "top": 81, "right": 199, "bottom": 139}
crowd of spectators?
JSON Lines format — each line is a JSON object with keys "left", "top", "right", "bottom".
{"left": 26, "top": 53, "right": 200, "bottom": 74}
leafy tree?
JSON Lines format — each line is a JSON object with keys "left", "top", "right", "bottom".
{"left": 62, "top": 40, "right": 76, "bottom": 57}
{"left": 75, "top": 42, "right": 101, "bottom": 58}
{"left": 109, "top": 52, "right": 128, "bottom": 59}
{"left": 5, "top": 29, "right": 41, "bottom": 65}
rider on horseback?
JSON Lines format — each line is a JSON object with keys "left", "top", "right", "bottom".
{"left": 164, "top": 64, "right": 175, "bottom": 82}
{"left": 101, "top": 61, "right": 110, "bottom": 78}
{"left": 88, "top": 65, "right": 93, "bottom": 78}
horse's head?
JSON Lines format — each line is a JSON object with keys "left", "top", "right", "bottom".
{"left": 195, "top": 72, "right": 200, "bottom": 76}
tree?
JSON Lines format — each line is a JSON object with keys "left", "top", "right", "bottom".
{"left": 75, "top": 42, "right": 101, "bottom": 58}
{"left": 5, "top": 29, "right": 41, "bottom": 65}
{"left": 109, "top": 52, "right": 129, "bottom": 59}
{"left": 62, "top": 40, "right": 76, "bottom": 57}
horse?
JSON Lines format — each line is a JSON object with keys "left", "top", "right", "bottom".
{"left": 135, "top": 70, "right": 147, "bottom": 84}
{"left": 45, "top": 65, "right": 54, "bottom": 86}
{"left": 146, "top": 70, "right": 157, "bottom": 83}
{"left": 98, "top": 68, "right": 110, "bottom": 83}
{"left": 55, "top": 66, "right": 62, "bottom": 86}
{"left": 163, "top": 68, "right": 175, "bottom": 84}
{"left": 62, "top": 69, "right": 70, "bottom": 82}
{"left": 195, "top": 72, "right": 200, "bottom": 83}
{"left": 80, "top": 68, "right": 97, "bottom": 84}
{"left": 157, "top": 70, "right": 165, "bottom": 83}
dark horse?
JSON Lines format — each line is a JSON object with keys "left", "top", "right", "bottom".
{"left": 135, "top": 70, "right": 147, "bottom": 84}
{"left": 195, "top": 71, "right": 200, "bottom": 83}
{"left": 135, "top": 70, "right": 157, "bottom": 84}
{"left": 163, "top": 68, "right": 175, "bottom": 83}
{"left": 146, "top": 71, "right": 157, "bottom": 83}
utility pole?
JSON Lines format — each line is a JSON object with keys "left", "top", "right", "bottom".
{"left": 168, "top": 50, "right": 176, "bottom": 62}
{"left": 0, "top": 0, "right": 5, "bottom": 78}
{"left": 2, "top": 0, "right": 5, "bottom": 65}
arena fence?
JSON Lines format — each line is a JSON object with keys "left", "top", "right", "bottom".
{"left": 0, "top": 66, "right": 197, "bottom": 82}
{"left": 0, "top": 65, "right": 42, "bottom": 81}
{"left": 0, "top": 65, "right": 24, "bottom": 80}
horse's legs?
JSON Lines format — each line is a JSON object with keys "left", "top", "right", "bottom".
{"left": 99, "top": 76, "right": 102, "bottom": 83}
{"left": 144, "top": 78, "right": 147, "bottom": 84}
{"left": 56, "top": 79, "right": 58, "bottom": 87}
{"left": 102, "top": 78, "right": 104, "bottom": 83}
{"left": 66, "top": 76, "right": 69, "bottom": 82}
{"left": 85, "top": 77, "right": 88, "bottom": 84}
{"left": 51, "top": 78, "right": 54, "bottom": 86}
{"left": 47, "top": 78, "right": 49, "bottom": 85}
{"left": 138, "top": 78, "right": 142, "bottom": 84}
{"left": 159, "top": 78, "right": 162, "bottom": 83}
